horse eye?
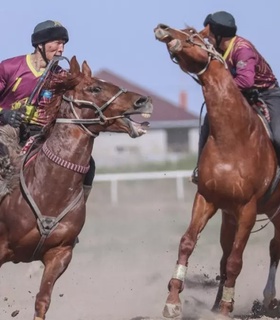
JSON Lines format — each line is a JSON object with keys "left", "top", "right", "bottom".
{"left": 89, "top": 86, "right": 102, "bottom": 93}
{"left": 171, "top": 54, "right": 179, "bottom": 64}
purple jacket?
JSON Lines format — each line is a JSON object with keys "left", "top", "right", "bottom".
{"left": 0, "top": 55, "right": 43, "bottom": 109}
{"left": 224, "top": 36, "right": 277, "bottom": 90}
{"left": 0, "top": 54, "right": 64, "bottom": 125}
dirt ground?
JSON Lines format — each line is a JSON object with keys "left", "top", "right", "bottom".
{"left": 0, "top": 180, "right": 279, "bottom": 320}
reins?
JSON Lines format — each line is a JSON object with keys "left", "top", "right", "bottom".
{"left": 251, "top": 204, "right": 280, "bottom": 234}
{"left": 25, "top": 55, "right": 70, "bottom": 123}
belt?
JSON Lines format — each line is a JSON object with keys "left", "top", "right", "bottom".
{"left": 257, "top": 83, "right": 279, "bottom": 92}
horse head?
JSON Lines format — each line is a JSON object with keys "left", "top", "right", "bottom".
{"left": 154, "top": 24, "right": 223, "bottom": 77}
{"left": 45, "top": 56, "right": 153, "bottom": 138}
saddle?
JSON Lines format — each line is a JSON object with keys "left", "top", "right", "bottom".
{"left": 0, "top": 126, "right": 22, "bottom": 200}
{"left": 243, "top": 89, "right": 273, "bottom": 139}
{"left": 245, "top": 93, "right": 280, "bottom": 202}
{"left": 0, "top": 125, "right": 44, "bottom": 201}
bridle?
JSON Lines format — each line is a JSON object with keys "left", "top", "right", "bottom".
{"left": 56, "top": 87, "right": 128, "bottom": 137}
{"left": 168, "top": 28, "right": 227, "bottom": 84}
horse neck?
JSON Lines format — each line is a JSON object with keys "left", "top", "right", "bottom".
{"left": 200, "top": 60, "right": 254, "bottom": 140}
{"left": 40, "top": 124, "right": 94, "bottom": 184}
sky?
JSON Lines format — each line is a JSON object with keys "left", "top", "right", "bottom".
{"left": 1, "top": 0, "right": 279, "bottom": 115}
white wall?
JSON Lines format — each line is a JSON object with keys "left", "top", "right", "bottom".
{"left": 93, "top": 130, "right": 167, "bottom": 167}
{"left": 93, "top": 128, "right": 199, "bottom": 168}
{"left": 188, "top": 128, "right": 199, "bottom": 154}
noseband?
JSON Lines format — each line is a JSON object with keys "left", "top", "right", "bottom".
{"left": 56, "top": 87, "right": 127, "bottom": 137}
{"left": 168, "top": 28, "right": 227, "bottom": 83}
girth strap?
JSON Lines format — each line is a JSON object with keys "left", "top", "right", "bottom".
{"left": 30, "top": 189, "right": 83, "bottom": 260}
{"left": 19, "top": 135, "right": 83, "bottom": 260}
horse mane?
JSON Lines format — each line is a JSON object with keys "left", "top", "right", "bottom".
{"left": 42, "top": 68, "right": 82, "bottom": 119}
{"left": 40, "top": 67, "right": 82, "bottom": 133}
{"left": 183, "top": 25, "right": 198, "bottom": 33}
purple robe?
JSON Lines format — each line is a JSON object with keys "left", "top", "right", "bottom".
{"left": 0, "top": 54, "right": 63, "bottom": 125}
{"left": 224, "top": 36, "right": 277, "bottom": 90}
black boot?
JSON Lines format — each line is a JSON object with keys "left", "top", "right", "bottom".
{"left": 83, "top": 184, "right": 92, "bottom": 202}
{"left": 191, "top": 166, "right": 199, "bottom": 184}
{"left": 191, "top": 114, "right": 209, "bottom": 184}
{"left": 83, "top": 157, "right": 96, "bottom": 202}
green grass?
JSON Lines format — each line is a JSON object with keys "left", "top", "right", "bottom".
{"left": 96, "top": 154, "right": 197, "bottom": 174}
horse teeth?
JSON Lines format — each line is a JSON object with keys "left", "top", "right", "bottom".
{"left": 138, "top": 129, "right": 147, "bottom": 134}
{"left": 141, "top": 113, "right": 151, "bottom": 118}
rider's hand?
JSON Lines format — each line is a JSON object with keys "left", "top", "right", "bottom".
{"left": 0, "top": 109, "right": 24, "bottom": 128}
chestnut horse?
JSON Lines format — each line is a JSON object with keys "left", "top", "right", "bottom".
{"left": 154, "top": 24, "right": 280, "bottom": 318}
{"left": 0, "top": 56, "right": 153, "bottom": 320}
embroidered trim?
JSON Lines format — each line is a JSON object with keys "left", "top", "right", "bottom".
{"left": 26, "top": 54, "right": 44, "bottom": 77}
{"left": 12, "top": 77, "right": 22, "bottom": 92}
{"left": 42, "top": 143, "right": 90, "bottom": 174}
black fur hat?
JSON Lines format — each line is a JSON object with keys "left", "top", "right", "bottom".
{"left": 31, "top": 20, "right": 69, "bottom": 47}
{"left": 204, "top": 11, "right": 237, "bottom": 37}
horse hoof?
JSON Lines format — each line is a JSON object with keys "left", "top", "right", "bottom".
{"left": 162, "top": 303, "right": 182, "bottom": 318}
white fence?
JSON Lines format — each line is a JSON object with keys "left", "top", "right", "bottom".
{"left": 94, "top": 170, "right": 193, "bottom": 204}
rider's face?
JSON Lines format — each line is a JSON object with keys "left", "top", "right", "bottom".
{"left": 207, "top": 31, "right": 217, "bottom": 47}
{"left": 201, "top": 26, "right": 217, "bottom": 48}
{"left": 43, "top": 40, "right": 66, "bottom": 60}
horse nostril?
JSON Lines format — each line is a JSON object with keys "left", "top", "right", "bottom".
{"left": 158, "top": 23, "right": 169, "bottom": 30}
{"left": 134, "top": 96, "right": 148, "bottom": 108}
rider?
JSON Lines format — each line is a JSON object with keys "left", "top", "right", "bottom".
{"left": 0, "top": 20, "right": 69, "bottom": 138}
{"left": 192, "top": 10, "right": 280, "bottom": 184}
{"left": 0, "top": 20, "right": 95, "bottom": 200}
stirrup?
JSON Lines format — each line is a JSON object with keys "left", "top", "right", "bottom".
{"left": 190, "top": 167, "right": 198, "bottom": 184}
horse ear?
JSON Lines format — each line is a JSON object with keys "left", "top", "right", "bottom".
{"left": 199, "top": 25, "right": 210, "bottom": 38}
{"left": 81, "top": 61, "right": 92, "bottom": 77}
{"left": 69, "top": 56, "right": 80, "bottom": 75}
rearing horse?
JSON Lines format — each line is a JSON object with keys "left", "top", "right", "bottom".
{"left": 0, "top": 56, "right": 153, "bottom": 320}
{"left": 154, "top": 24, "right": 280, "bottom": 318}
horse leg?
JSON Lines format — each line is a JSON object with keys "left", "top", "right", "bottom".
{"left": 218, "top": 200, "right": 256, "bottom": 317}
{"left": 263, "top": 216, "right": 280, "bottom": 308}
{"left": 212, "top": 211, "right": 237, "bottom": 312}
{"left": 33, "top": 247, "right": 73, "bottom": 320}
{"left": 163, "top": 192, "right": 217, "bottom": 318}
